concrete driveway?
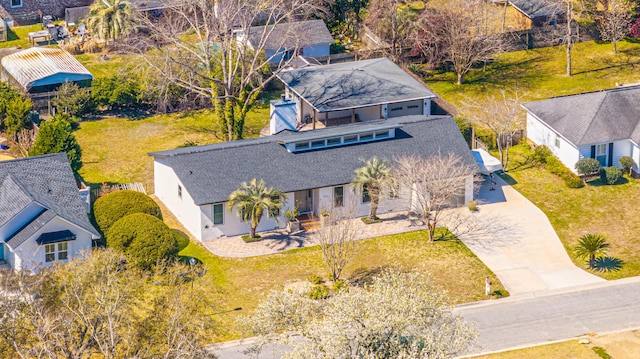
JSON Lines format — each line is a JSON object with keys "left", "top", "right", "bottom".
{"left": 448, "top": 175, "right": 604, "bottom": 295}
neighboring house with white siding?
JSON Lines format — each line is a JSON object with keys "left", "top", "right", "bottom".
{"left": 523, "top": 86, "right": 640, "bottom": 173}
{"left": 150, "top": 115, "right": 475, "bottom": 241}
{"left": 270, "top": 57, "right": 437, "bottom": 134}
{"left": 0, "top": 153, "right": 100, "bottom": 272}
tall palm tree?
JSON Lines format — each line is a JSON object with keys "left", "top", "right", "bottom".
{"left": 575, "top": 233, "right": 610, "bottom": 270}
{"left": 86, "top": 0, "right": 133, "bottom": 46}
{"left": 227, "top": 179, "right": 286, "bottom": 238}
{"left": 353, "top": 157, "right": 393, "bottom": 220}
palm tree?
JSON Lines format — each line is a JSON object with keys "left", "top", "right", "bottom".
{"left": 353, "top": 157, "right": 393, "bottom": 220}
{"left": 227, "top": 179, "right": 286, "bottom": 239}
{"left": 575, "top": 233, "right": 610, "bottom": 270}
{"left": 86, "top": 0, "right": 133, "bottom": 46}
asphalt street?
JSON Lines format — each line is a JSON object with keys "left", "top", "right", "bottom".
{"left": 211, "top": 277, "right": 640, "bottom": 358}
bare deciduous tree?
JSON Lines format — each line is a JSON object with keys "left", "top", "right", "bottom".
{"left": 459, "top": 89, "right": 525, "bottom": 169}
{"left": 314, "top": 205, "right": 361, "bottom": 281}
{"left": 243, "top": 269, "right": 477, "bottom": 358}
{"left": 598, "top": 0, "right": 633, "bottom": 54}
{"left": 416, "top": 0, "right": 504, "bottom": 84}
{"left": 362, "top": 0, "right": 420, "bottom": 62}
{"left": 395, "top": 153, "right": 476, "bottom": 242}
{"left": 133, "top": 0, "right": 324, "bottom": 141}
{"left": 15, "top": 127, "right": 38, "bottom": 157}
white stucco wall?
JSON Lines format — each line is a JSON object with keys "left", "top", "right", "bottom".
{"left": 7, "top": 217, "right": 93, "bottom": 272}
{"left": 153, "top": 158, "right": 203, "bottom": 240}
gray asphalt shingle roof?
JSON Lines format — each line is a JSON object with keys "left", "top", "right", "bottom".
{"left": 248, "top": 20, "right": 333, "bottom": 53}
{"left": 150, "top": 115, "right": 475, "bottom": 205}
{"left": 0, "top": 153, "right": 99, "bottom": 243}
{"left": 277, "top": 57, "right": 436, "bottom": 112}
{"left": 522, "top": 86, "right": 640, "bottom": 146}
{"left": 509, "top": 0, "right": 564, "bottom": 18}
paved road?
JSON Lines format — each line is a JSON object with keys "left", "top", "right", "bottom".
{"left": 210, "top": 278, "right": 640, "bottom": 358}
{"left": 449, "top": 175, "right": 603, "bottom": 295}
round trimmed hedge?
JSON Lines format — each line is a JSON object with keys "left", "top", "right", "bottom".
{"left": 106, "top": 213, "right": 178, "bottom": 270}
{"left": 94, "top": 190, "right": 162, "bottom": 232}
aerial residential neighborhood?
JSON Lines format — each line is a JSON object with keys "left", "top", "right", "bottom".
{"left": 2, "top": 0, "right": 640, "bottom": 358}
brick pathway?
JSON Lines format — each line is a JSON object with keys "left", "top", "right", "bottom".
{"left": 202, "top": 212, "right": 428, "bottom": 258}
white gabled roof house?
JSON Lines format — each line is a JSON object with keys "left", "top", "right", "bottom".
{"left": 524, "top": 85, "right": 640, "bottom": 174}
{"left": 0, "top": 153, "right": 100, "bottom": 272}
{"left": 150, "top": 115, "right": 476, "bottom": 241}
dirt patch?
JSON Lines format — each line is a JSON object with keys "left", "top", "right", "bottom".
{"left": 589, "top": 330, "right": 640, "bottom": 358}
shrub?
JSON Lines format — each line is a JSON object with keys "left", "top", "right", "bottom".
{"left": 52, "top": 82, "right": 95, "bottom": 117}
{"left": 562, "top": 173, "right": 584, "bottom": 188}
{"left": 93, "top": 190, "right": 162, "bottom": 232}
{"left": 106, "top": 213, "right": 178, "bottom": 270}
{"left": 575, "top": 158, "right": 601, "bottom": 176}
{"left": 619, "top": 156, "right": 635, "bottom": 176}
{"left": 307, "top": 284, "right": 330, "bottom": 300}
{"left": 361, "top": 216, "right": 383, "bottom": 224}
{"left": 333, "top": 279, "right": 347, "bottom": 292}
{"left": 543, "top": 151, "right": 583, "bottom": 188}
{"left": 29, "top": 114, "right": 81, "bottom": 171}
{"left": 467, "top": 200, "right": 477, "bottom": 211}
{"left": 241, "top": 234, "right": 262, "bottom": 243}
{"left": 531, "top": 145, "right": 552, "bottom": 164}
{"left": 601, "top": 166, "right": 622, "bottom": 185}
{"left": 4, "top": 98, "right": 33, "bottom": 138}
{"left": 92, "top": 75, "right": 141, "bottom": 109}
{"left": 307, "top": 274, "right": 323, "bottom": 285}
{"left": 173, "top": 229, "right": 190, "bottom": 251}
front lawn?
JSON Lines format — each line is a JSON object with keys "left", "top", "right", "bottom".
{"left": 500, "top": 144, "right": 640, "bottom": 279}
{"left": 75, "top": 106, "right": 270, "bottom": 191}
{"left": 0, "top": 24, "right": 43, "bottom": 49}
{"left": 422, "top": 39, "right": 640, "bottom": 107}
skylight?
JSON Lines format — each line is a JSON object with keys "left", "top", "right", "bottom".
{"left": 278, "top": 124, "right": 401, "bottom": 153}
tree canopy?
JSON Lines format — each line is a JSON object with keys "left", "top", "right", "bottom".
{"left": 29, "top": 114, "right": 81, "bottom": 171}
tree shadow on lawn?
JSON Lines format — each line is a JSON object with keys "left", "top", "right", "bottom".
{"left": 349, "top": 266, "right": 390, "bottom": 287}
{"left": 464, "top": 56, "right": 548, "bottom": 87}
{"left": 585, "top": 177, "right": 629, "bottom": 187}
{"left": 593, "top": 257, "right": 624, "bottom": 272}
{"left": 498, "top": 172, "right": 518, "bottom": 185}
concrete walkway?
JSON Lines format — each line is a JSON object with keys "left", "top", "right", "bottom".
{"left": 448, "top": 175, "right": 604, "bottom": 295}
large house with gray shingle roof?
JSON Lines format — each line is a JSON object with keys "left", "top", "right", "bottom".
{"left": 150, "top": 115, "right": 475, "bottom": 241}
{"left": 0, "top": 153, "right": 99, "bottom": 272}
{"left": 523, "top": 85, "right": 640, "bottom": 174}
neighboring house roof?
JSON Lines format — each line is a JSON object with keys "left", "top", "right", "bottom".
{"left": 522, "top": 86, "right": 640, "bottom": 146}
{"left": 150, "top": 115, "right": 475, "bottom": 205}
{"left": 277, "top": 57, "right": 436, "bottom": 113}
{"left": 0, "top": 153, "right": 99, "bottom": 243}
{"left": 509, "top": 0, "right": 564, "bottom": 19}
{"left": 286, "top": 55, "right": 322, "bottom": 69}
{"left": 247, "top": 19, "right": 333, "bottom": 52}
{"left": 0, "top": 47, "right": 93, "bottom": 91}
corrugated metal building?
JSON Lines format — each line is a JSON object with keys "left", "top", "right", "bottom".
{"left": 0, "top": 47, "right": 93, "bottom": 94}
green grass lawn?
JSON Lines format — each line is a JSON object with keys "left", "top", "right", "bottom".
{"left": 0, "top": 24, "right": 43, "bottom": 49}
{"left": 423, "top": 39, "right": 640, "bottom": 108}
{"left": 499, "top": 144, "right": 640, "bottom": 279}
{"left": 178, "top": 229, "right": 506, "bottom": 341}
{"left": 75, "top": 106, "right": 270, "bottom": 191}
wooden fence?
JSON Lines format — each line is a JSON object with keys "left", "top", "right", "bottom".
{"left": 90, "top": 182, "right": 147, "bottom": 205}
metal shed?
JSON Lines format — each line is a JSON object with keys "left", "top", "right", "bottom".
{"left": 0, "top": 47, "right": 93, "bottom": 93}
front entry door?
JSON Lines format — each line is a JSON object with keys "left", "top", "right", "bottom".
{"left": 294, "top": 190, "right": 313, "bottom": 213}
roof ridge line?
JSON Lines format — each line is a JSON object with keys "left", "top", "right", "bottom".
{"left": 577, "top": 91, "right": 609, "bottom": 145}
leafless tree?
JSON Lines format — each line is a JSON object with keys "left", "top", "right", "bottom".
{"left": 362, "top": 0, "right": 421, "bottom": 62}
{"left": 598, "top": 0, "right": 633, "bottom": 54}
{"left": 15, "top": 127, "right": 38, "bottom": 157}
{"left": 416, "top": 0, "right": 504, "bottom": 84}
{"left": 459, "top": 89, "right": 526, "bottom": 169}
{"left": 132, "top": 0, "right": 325, "bottom": 141}
{"left": 394, "top": 153, "right": 476, "bottom": 242}
{"left": 313, "top": 205, "right": 361, "bottom": 281}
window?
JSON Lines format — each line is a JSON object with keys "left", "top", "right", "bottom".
{"left": 554, "top": 136, "right": 560, "bottom": 148}
{"left": 58, "top": 242, "right": 68, "bottom": 261}
{"left": 362, "top": 185, "right": 371, "bottom": 203}
{"left": 407, "top": 105, "right": 419, "bottom": 109}
{"left": 390, "top": 107, "right": 403, "bottom": 111}
{"left": 45, "top": 242, "right": 68, "bottom": 262}
{"left": 359, "top": 133, "right": 373, "bottom": 141}
{"left": 45, "top": 244, "right": 55, "bottom": 262}
{"left": 334, "top": 186, "right": 344, "bottom": 207}
{"left": 375, "top": 130, "right": 389, "bottom": 139}
{"left": 178, "top": 185, "right": 182, "bottom": 199}
{"left": 327, "top": 137, "right": 341, "bottom": 146}
{"left": 295, "top": 142, "right": 309, "bottom": 150}
{"left": 11, "top": 0, "right": 22, "bottom": 8}
{"left": 343, "top": 135, "right": 357, "bottom": 144}
{"left": 596, "top": 144, "right": 607, "bottom": 167}
{"left": 311, "top": 139, "right": 325, "bottom": 148}
{"left": 212, "top": 203, "right": 224, "bottom": 225}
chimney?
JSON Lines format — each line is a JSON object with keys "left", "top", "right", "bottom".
{"left": 281, "top": 94, "right": 286, "bottom": 102}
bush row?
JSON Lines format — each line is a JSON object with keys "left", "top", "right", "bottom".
{"left": 533, "top": 146, "right": 583, "bottom": 188}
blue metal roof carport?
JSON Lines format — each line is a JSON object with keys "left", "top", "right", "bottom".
{"left": 0, "top": 47, "right": 93, "bottom": 93}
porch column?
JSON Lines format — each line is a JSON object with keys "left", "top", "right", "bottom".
{"left": 313, "top": 111, "right": 317, "bottom": 130}
{"left": 351, "top": 108, "right": 355, "bottom": 123}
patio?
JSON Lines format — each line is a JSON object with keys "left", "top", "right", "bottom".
{"left": 201, "top": 211, "right": 428, "bottom": 258}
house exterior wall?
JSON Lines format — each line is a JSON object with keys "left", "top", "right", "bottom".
{"left": 356, "top": 105, "right": 382, "bottom": 121}
{"left": 577, "top": 140, "right": 633, "bottom": 169}
{"left": 1, "top": 0, "right": 93, "bottom": 25}
{"left": 527, "top": 112, "right": 580, "bottom": 171}
{"left": 153, "top": 158, "right": 203, "bottom": 240}
{"left": 387, "top": 99, "right": 424, "bottom": 118}
{"left": 7, "top": 216, "right": 92, "bottom": 272}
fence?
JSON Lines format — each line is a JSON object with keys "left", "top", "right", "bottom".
{"left": 503, "top": 23, "right": 597, "bottom": 51}
{"left": 90, "top": 182, "right": 147, "bottom": 205}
